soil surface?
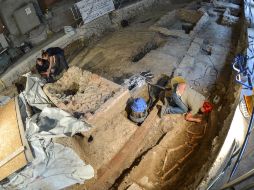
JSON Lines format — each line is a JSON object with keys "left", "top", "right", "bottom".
{"left": 43, "top": 67, "right": 121, "bottom": 119}
{"left": 66, "top": 1, "right": 241, "bottom": 189}
{"left": 6, "top": 1, "right": 240, "bottom": 190}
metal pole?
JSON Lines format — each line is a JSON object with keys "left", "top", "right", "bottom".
{"left": 221, "top": 168, "right": 254, "bottom": 190}
{"left": 228, "top": 107, "right": 254, "bottom": 180}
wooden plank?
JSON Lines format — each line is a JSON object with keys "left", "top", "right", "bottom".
{"left": 0, "top": 147, "right": 24, "bottom": 167}
{"left": 87, "top": 106, "right": 159, "bottom": 190}
{"left": 0, "top": 99, "right": 27, "bottom": 181}
{"left": 15, "top": 97, "right": 34, "bottom": 162}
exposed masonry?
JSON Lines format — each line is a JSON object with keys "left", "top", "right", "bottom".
{"left": 0, "top": 0, "right": 170, "bottom": 91}
{"left": 44, "top": 67, "right": 120, "bottom": 119}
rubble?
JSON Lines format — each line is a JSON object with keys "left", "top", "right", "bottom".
{"left": 43, "top": 67, "right": 122, "bottom": 120}
{"left": 222, "top": 8, "right": 239, "bottom": 26}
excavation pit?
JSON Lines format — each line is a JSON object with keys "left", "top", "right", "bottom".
{"left": 153, "top": 9, "right": 203, "bottom": 31}
{"left": 42, "top": 2, "right": 243, "bottom": 190}
{"left": 43, "top": 67, "right": 130, "bottom": 126}
{"left": 132, "top": 43, "right": 159, "bottom": 62}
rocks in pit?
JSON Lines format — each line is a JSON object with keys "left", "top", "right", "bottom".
{"left": 221, "top": 8, "right": 239, "bottom": 26}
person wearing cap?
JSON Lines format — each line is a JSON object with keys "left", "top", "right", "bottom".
{"left": 160, "top": 77, "right": 213, "bottom": 123}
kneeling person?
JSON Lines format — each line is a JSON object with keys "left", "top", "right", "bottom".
{"left": 42, "top": 47, "right": 68, "bottom": 70}
{"left": 36, "top": 58, "right": 60, "bottom": 82}
{"left": 161, "top": 80, "right": 212, "bottom": 123}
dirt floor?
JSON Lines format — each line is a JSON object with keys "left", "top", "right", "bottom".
{"left": 0, "top": 1, "right": 242, "bottom": 190}
{"left": 61, "top": 1, "right": 243, "bottom": 189}
{"left": 70, "top": 4, "right": 191, "bottom": 83}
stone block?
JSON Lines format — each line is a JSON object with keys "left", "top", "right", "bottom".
{"left": 127, "top": 183, "right": 143, "bottom": 190}
{"left": 190, "top": 12, "right": 209, "bottom": 37}
{"left": 179, "top": 55, "right": 195, "bottom": 67}
{"left": 150, "top": 26, "right": 191, "bottom": 40}
{"left": 193, "top": 37, "right": 204, "bottom": 45}
{"left": 187, "top": 42, "right": 201, "bottom": 57}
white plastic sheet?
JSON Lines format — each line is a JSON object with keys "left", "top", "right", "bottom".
{"left": 2, "top": 107, "right": 93, "bottom": 190}
{"left": 23, "top": 73, "right": 51, "bottom": 110}
{"left": 76, "top": 0, "right": 115, "bottom": 24}
{"left": 1, "top": 74, "right": 94, "bottom": 190}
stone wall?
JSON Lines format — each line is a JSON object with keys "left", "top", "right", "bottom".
{"left": 0, "top": 0, "right": 40, "bottom": 36}
{"left": 0, "top": 0, "right": 195, "bottom": 91}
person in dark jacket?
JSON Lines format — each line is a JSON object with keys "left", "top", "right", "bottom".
{"left": 36, "top": 58, "right": 50, "bottom": 77}
{"left": 44, "top": 47, "right": 64, "bottom": 57}
{"left": 42, "top": 47, "right": 69, "bottom": 70}
{"left": 36, "top": 58, "right": 55, "bottom": 82}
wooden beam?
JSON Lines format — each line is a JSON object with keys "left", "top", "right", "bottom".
{"left": 0, "top": 147, "right": 24, "bottom": 168}
{"left": 0, "top": 99, "right": 27, "bottom": 181}
{"left": 87, "top": 106, "right": 160, "bottom": 190}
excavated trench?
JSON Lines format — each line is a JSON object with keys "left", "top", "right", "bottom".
{"left": 132, "top": 42, "right": 160, "bottom": 62}
{"left": 47, "top": 1, "right": 244, "bottom": 190}
{"left": 43, "top": 67, "right": 124, "bottom": 120}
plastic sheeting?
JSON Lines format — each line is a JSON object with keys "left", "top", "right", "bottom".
{"left": 1, "top": 74, "right": 94, "bottom": 190}
{"left": 2, "top": 107, "right": 94, "bottom": 190}
{"left": 22, "top": 73, "right": 51, "bottom": 110}
{"left": 123, "top": 74, "right": 146, "bottom": 90}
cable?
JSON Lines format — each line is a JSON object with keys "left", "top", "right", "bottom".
{"left": 207, "top": 140, "right": 240, "bottom": 190}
